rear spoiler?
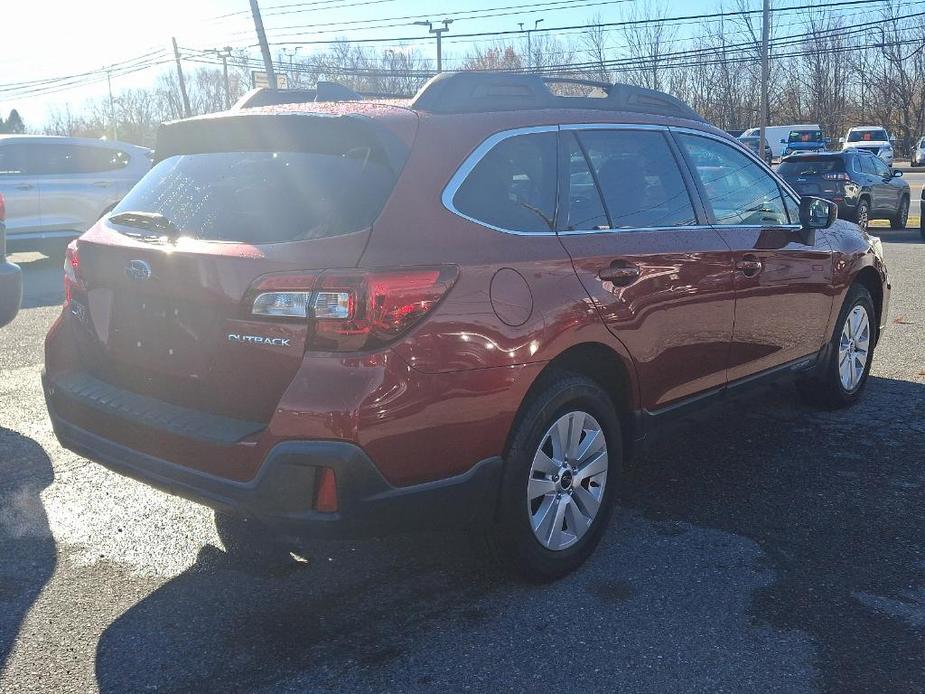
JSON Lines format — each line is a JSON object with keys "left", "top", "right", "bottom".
{"left": 152, "top": 111, "right": 410, "bottom": 174}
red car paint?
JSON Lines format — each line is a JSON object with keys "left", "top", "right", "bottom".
{"left": 43, "top": 96, "right": 890, "bottom": 520}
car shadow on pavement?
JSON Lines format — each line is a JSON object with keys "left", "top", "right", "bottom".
{"left": 622, "top": 375, "right": 925, "bottom": 694}
{"left": 93, "top": 376, "right": 924, "bottom": 694}
{"left": 0, "top": 428, "right": 56, "bottom": 670}
{"left": 9, "top": 252, "right": 66, "bottom": 310}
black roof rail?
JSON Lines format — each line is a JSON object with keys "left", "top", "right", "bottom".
{"left": 410, "top": 71, "right": 705, "bottom": 121}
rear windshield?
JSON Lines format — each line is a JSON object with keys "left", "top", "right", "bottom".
{"left": 112, "top": 149, "right": 396, "bottom": 243}
{"left": 847, "top": 129, "right": 888, "bottom": 143}
{"left": 787, "top": 130, "right": 823, "bottom": 143}
{"left": 778, "top": 158, "right": 844, "bottom": 176}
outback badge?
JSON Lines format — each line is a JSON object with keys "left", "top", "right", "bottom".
{"left": 227, "top": 334, "right": 291, "bottom": 347}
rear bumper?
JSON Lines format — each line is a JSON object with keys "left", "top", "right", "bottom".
{"left": 44, "top": 372, "right": 502, "bottom": 539}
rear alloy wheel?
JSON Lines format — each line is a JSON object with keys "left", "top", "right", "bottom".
{"left": 485, "top": 373, "right": 621, "bottom": 581}
{"left": 854, "top": 200, "right": 870, "bottom": 230}
{"left": 798, "top": 284, "right": 875, "bottom": 409}
{"left": 890, "top": 196, "right": 909, "bottom": 229}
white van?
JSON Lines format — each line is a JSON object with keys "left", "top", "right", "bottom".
{"left": 741, "top": 124, "right": 821, "bottom": 159}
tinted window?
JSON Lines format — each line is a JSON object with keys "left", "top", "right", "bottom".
{"left": 576, "top": 129, "right": 696, "bottom": 228}
{"left": 562, "top": 132, "right": 608, "bottom": 231}
{"left": 783, "top": 194, "right": 800, "bottom": 224}
{"left": 858, "top": 154, "right": 878, "bottom": 175}
{"left": 454, "top": 132, "right": 557, "bottom": 232}
{"left": 848, "top": 129, "right": 889, "bottom": 142}
{"left": 69, "top": 146, "right": 131, "bottom": 173}
{"left": 871, "top": 156, "right": 891, "bottom": 177}
{"left": 778, "top": 158, "right": 844, "bottom": 176}
{"left": 678, "top": 134, "right": 789, "bottom": 226}
{"left": 0, "top": 144, "right": 29, "bottom": 174}
{"left": 787, "top": 130, "right": 823, "bottom": 143}
{"left": 113, "top": 149, "right": 397, "bottom": 243}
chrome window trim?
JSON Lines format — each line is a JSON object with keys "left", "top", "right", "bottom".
{"left": 670, "top": 125, "right": 804, "bottom": 229}
{"left": 441, "top": 125, "right": 560, "bottom": 237}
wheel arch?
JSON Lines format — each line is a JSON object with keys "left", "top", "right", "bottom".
{"left": 506, "top": 341, "right": 639, "bottom": 461}
{"left": 854, "top": 266, "right": 884, "bottom": 342}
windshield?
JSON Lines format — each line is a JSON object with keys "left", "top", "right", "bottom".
{"left": 778, "top": 158, "right": 844, "bottom": 176}
{"left": 848, "top": 129, "right": 888, "bottom": 143}
{"left": 788, "top": 130, "right": 824, "bottom": 143}
{"left": 112, "top": 149, "right": 396, "bottom": 243}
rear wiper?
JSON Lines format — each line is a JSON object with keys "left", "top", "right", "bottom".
{"left": 108, "top": 211, "right": 183, "bottom": 242}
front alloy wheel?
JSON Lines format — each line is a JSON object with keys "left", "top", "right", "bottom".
{"left": 838, "top": 305, "right": 871, "bottom": 393}
{"left": 527, "top": 411, "right": 608, "bottom": 551}
{"left": 855, "top": 200, "right": 870, "bottom": 230}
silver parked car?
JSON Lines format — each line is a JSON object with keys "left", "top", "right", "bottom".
{"left": 0, "top": 135, "right": 151, "bottom": 252}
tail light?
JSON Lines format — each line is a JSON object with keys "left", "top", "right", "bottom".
{"left": 0, "top": 192, "right": 5, "bottom": 222}
{"left": 63, "top": 241, "right": 83, "bottom": 304}
{"left": 314, "top": 467, "right": 338, "bottom": 513}
{"left": 823, "top": 172, "right": 850, "bottom": 180}
{"left": 247, "top": 266, "right": 458, "bottom": 352}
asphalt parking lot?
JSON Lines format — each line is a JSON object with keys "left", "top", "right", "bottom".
{"left": 1, "top": 231, "right": 923, "bottom": 694}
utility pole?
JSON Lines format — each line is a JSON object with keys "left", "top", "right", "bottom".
{"left": 414, "top": 19, "right": 453, "bottom": 73}
{"left": 759, "top": 0, "right": 770, "bottom": 160}
{"left": 250, "top": 0, "right": 277, "bottom": 88}
{"left": 172, "top": 37, "right": 191, "bottom": 117}
{"left": 208, "top": 46, "right": 234, "bottom": 109}
{"left": 106, "top": 68, "right": 118, "bottom": 141}
{"left": 520, "top": 18, "right": 544, "bottom": 71}
{"left": 281, "top": 47, "right": 301, "bottom": 86}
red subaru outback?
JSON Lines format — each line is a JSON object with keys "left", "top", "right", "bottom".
{"left": 44, "top": 73, "right": 889, "bottom": 579}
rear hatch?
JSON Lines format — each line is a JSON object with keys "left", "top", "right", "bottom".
{"left": 778, "top": 156, "right": 845, "bottom": 197}
{"left": 67, "top": 109, "right": 415, "bottom": 423}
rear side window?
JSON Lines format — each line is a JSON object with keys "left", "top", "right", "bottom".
{"left": 678, "top": 134, "right": 789, "bottom": 226}
{"left": 858, "top": 155, "right": 878, "bottom": 175}
{"left": 562, "top": 132, "right": 608, "bottom": 231}
{"left": 575, "top": 129, "right": 697, "bottom": 229}
{"left": 68, "top": 146, "right": 130, "bottom": 173}
{"left": 0, "top": 144, "right": 28, "bottom": 174}
{"left": 453, "top": 132, "right": 557, "bottom": 232}
{"left": 112, "top": 149, "right": 397, "bottom": 243}
{"left": 778, "top": 158, "right": 844, "bottom": 176}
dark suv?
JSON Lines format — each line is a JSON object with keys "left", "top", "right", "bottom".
{"left": 43, "top": 73, "right": 890, "bottom": 580}
{"left": 778, "top": 150, "right": 910, "bottom": 230}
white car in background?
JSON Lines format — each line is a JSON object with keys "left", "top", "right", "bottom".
{"left": 910, "top": 136, "right": 925, "bottom": 167}
{"left": 0, "top": 135, "right": 152, "bottom": 254}
{"left": 840, "top": 126, "right": 895, "bottom": 167}
{"left": 741, "top": 123, "right": 821, "bottom": 160}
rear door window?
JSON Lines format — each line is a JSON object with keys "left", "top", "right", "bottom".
{"left": 677, "top": 134, "right": 790, "bottom": 226}
{"left": 561, "top": 132, "right": 608, "bottom": 231}
{"left": 573, "top": 129, "right": 697, "bottom": 229}
{"left": 858, "top": 155, "right": 878, "bottom": 176}
{"left": 453, "top": 132, "right": 558, "bottom": 232}
{"left": 112, "top": 148, "right": 398, "bottom": 243}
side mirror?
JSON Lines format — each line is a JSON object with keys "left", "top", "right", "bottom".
{"left": 799, "top": 196, "right": 836, "bottom": 239}
{"left": 893, "top": 169, "right": 903, "bottom": 177}
{"left": 779, "top": 138, "right": 787, "bottom": 144}
{"left": 839, "top": 137, "right": 846, "bottom": 144}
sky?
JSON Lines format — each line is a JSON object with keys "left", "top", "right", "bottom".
{"left": 1, "top": 0, "right": 874, "bottom": 128}
{"left": 0, "top": 0, "right": 732, "bottom": 127}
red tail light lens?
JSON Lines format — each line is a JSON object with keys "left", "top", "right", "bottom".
{"left": 0, "top": 192, "right": 6, "bottom": 222}
{"left": 823, "top": 172, "right": 850, "bottom": 180}
{"left": 247, "top": 266, "right": 457, "bottom": 352}
{"left": 314, "top": 467, "right": 338, "bottom": 513}
{"left": 63, "top": 242, "right": 83, "bottom": 304}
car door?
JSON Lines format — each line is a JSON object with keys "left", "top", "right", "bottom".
{"left": 39, "top": 144, "right": 120, "bottom": 234}
{"left": 856, "top": 152, "right": 888, "bottom": 213}
{"left": 555, "top": 126, "right": 736, "bottom": 412}
{"left": 673, "top": 131, "right": 834, "bottom": 381}
{"left": 0, "top": 142, "right": 42, "bottom": 235}
{"left": 869, "top": 153, "right": 901, "bottom": 213}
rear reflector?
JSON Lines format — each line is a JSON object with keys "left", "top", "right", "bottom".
{"left": 314, "top": 467, "right": 338, "bottom": 513}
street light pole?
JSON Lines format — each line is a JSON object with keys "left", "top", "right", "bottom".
{"left": 281, "top": 47, "right": 301, "bottom": 86}
{"left": 250, "top": 0, "right": 277, "bottom": 88}
{"left": 207, "top": 46, "right": 234, "bottom": 109}
{"left": 106, "top": 67, "right": 118, "bottom": 141}
{"left": 414, "top": 19, "right": 453, "bottom": 73}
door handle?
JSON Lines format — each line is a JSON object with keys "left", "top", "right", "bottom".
{"left": 15, "top": 183, "right": 33, "bottom": 190}
{"left": 736, "top": 255, "right": 763, "bottom": 277}
{"left": 599, "top": 263, "right": 641, "bottom": 286}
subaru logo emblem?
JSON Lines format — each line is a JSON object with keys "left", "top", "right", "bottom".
{"left": 126, "top": 259, "right": 152, "bottom": 281}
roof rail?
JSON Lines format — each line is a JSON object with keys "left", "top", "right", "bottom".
{"left": 410, "top": 72, "right": 705, "bottom": 121}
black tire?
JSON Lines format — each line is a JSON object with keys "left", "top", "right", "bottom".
{"left": 797, "top": 284, "right": 876, "bottom": 409}
{"left": 920, "top": 212, "right": 925, "bottom": 240}
{"left": 854, "top": 199, "right": 871, "bottom": 230}
{"left": 214, "top": 511, "right": 297, "bottom": 570}
{"left": 484, "top": 372, "right": 622, "bottom": 582}
{"left": 890, "top": 196, "right": 909, "bottom": 230}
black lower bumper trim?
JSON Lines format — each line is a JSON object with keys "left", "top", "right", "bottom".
{"left": 47, "top": 406, "right": 502, "bottom": 540}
